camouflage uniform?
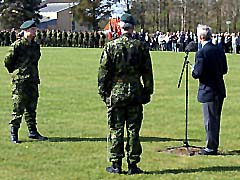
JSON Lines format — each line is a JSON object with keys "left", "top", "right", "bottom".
{"left": 57, "top": 30, "right": 62, "bottom": 47}
{"left": 98, "top": 33, "right": 154, "bottom": 167}
{"left": 100, "top": 32, "right": 106, "bottom": 48}
{"left": 73, "top": 32, "right": 79, "bottom": 47}
{"left": 79, "top": 31, "right": 84, "bottom": 48}
{"left": 41, "top": 30, "right": 47, "bottom": 47}
{"left": 36, "top": 30, "right": 42, "bottom": 45}
{"left": 10, "top": 29, "right": 17, "bottom": 44}
{"left": 52, "top": 30, "right": 58, "bottom": 47}
{"left": 95, "top": 31, "right": 100, "bottom": 48}
{"left": 62, "top": 31, "right": 68, "bottom": 47}
{"left": 4, "top": 37, "right": 41, "bottom": 130}
{"left": 89, "top": 32, "right": 95, "bottom": 48}
{"left": 46, "top": 29, "right": 52, "bottom": 47}
{"left": 67, "top": 31, "right": 73, "bottom": 47}
{"left": 4, "top": 20, "right": 47, "bottom": 143}
{"left": 83, "top": 31, "right": 89, "bottom": 48}
{"left": 4, "top": 30, "right": 11, "bottom": 46}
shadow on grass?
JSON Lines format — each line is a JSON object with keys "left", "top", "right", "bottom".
{"left": 219, "top": 150, "right": 240, "bottom": 156}
{"left": 47, "top": 136, "right": 201, "bottom": 143}
{"left": 144, "top": 165, "right": 240, "bottom": 175}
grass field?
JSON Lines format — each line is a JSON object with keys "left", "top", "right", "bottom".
{"left": 0, "top": 47, "right": 240, "bottom": 180}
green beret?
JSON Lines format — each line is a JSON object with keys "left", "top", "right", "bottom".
{"left": 20, "top": 20, "right": 36, "bottom": 30}
{"left": 120, "top": 13, "right": 137, "bottom": 25}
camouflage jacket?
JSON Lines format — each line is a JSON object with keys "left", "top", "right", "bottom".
{"left": 98, "top": 33, "right": 154, "bottom": 107}
{"left": 4, "top": 37, "right": 41, "bottom": 84}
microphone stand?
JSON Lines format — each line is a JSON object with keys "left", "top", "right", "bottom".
{"left": 167, "top": 51, "right": 199, "bottom": 156}
{"left": 178, "top": 51, "right": 192, "bottom": 155}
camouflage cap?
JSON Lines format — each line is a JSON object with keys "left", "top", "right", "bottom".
{"left": 120, "top": 13, "right": 137, "bottom": 25}
{"left": 20, "top": 20, "right": 36, "bottom": 30}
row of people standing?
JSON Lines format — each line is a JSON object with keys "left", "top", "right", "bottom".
{"left": 0, "top": 29, "right": 17, "bottom": 46}
{"left": 0, "top": 28, "right": 107, "bottom": 48}
{"left": 212, "top": 32, "right": 240, "bottom": 54}
{"left": 134, "top": 30, "right": 240, "bottom": 54}
{"left": 1, "top": 27, "right": 240, "bottom": 54}
{"left": 133, "top": 30, "right": 197, "bottom": 52}
{"left": 35, "top": 29, "right": 107, "bottom": 48}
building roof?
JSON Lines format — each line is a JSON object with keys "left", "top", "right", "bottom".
{"left": 40, "top": 3, "right": 78, "bottom": 21}
{"left": 40, "top": 3, "right": 77, "bottom": 13}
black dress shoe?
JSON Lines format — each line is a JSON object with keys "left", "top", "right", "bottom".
{"left": 198, "top": 149, "right": 217, "bottom": 155}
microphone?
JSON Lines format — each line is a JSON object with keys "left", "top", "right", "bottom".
{"left": 185, "top": 41, "right": 197, "bottom": 53}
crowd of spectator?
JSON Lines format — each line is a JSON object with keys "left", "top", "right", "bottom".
{"left": 131, "top": 29, "right": 240, "bottom": 54}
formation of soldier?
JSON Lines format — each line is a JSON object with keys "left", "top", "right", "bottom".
{"left": 0, "top": 29, "right": 17, "bottom": 46}
{"left": 35, "top": 29, "right": 107, "bottom": 48}
{"left": 0, "top": 29, "right": 107, "bottom": 48}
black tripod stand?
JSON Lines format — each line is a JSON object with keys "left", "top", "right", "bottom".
{"left": 167, "top": 51, "right": 200, "bottom": 156}
{"left": 178, "top": 52, "right": 193, "bottom": 154}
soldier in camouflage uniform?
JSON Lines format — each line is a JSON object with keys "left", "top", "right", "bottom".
{"left": 4, "top": 20, "right": 48, "bottom": 143}
{"left": 67, "top": 31, "right": 73, "bottom": 47}
{"left": 41, "top": 29, "right": 47, "bottom": 47}
{"left": 73, "top": 31, "right": 79, "bottom": 47}
{"left": 10, "top": 28, "right": 17, "bottom": 44}
{"left": 4, "top": 30, "right": 11, "bottom": 46}
{"left": 89, "top": 32, "right": 95, "bottom": 48}
{"left": 57, "top": 30, "right": 62, "bottom": 47}
{"left": 98, "top": 13, "right": 154, "bottom": 175}
{"left": 100, "top": 32, "right": 106, "bottom": 48}
{"left": 46, "top": 29, "right": 52, "bottom": 47}
{"left": 95, "top": 31, "right": 100, "bottom": 48}
{"left": 0, "top": 30, "right": 3, "bottom": 46}
{"left": 83, "top": 31, "right": 89, "bottom": 48}
{"left": 62, "top": 30, "right": 68, "bottom": 47}
{"left": 36, "top": 29, "right": 42, "bottom": 45}
{"left": 79, "top": 31, "right": 84, "bottom": 48}
{"left": 52, "top": 29, "right": 58, "bottom": 47}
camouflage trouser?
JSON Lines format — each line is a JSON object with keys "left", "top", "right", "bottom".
{"left": 10, "top": 80, "right": 39, "bottom": 129}
{"left": 79, "top": 39, "right": 83, "bottom": 47}
{"left": 107, "top": 104, "right": 143, "bottom": 165}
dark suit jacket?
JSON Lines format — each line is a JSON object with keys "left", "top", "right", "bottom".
{"left": 192, "top": 42, "right": 228, "bottom": 103}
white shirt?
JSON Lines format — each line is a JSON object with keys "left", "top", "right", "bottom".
{"left": 202, "top": 40, "right": 211, "bottom": 48}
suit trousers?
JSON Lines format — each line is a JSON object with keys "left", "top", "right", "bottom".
{"left": 202, "top": 96, "right": 224, "bottom": 151}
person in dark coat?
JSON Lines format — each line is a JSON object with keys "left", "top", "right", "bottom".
{"left": 192, "top": 25, "right": 228, "bottom": 155}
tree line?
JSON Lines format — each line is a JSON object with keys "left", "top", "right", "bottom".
{"left": 1, "top": 0, "right": 240, "bottom": 33}
{"left": 130, "top": 0, "right": 240, "bottom": 33}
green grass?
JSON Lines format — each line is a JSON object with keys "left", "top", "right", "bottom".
{"left": 0, "top": 47, "right": 240, "bottom": 180}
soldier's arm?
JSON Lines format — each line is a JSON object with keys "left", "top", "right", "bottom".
{"left": 4, "top": 43, "right": 17, "bottom": 73}
{"left": 98, "top": 45, "right": 113, "bottom": 101}
{"left": 141, "top": 45, "right": 154, "bottom": 95}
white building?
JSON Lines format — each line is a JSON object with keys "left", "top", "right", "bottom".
{"left": 39, "top": 1, "right": 90, "bottom": 31}
{"left": 39, "top": 0, "right": 130, "bottom": 31}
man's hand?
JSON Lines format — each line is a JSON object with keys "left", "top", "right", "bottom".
{"left": 190, "top": 63, "right": 195, "bottom": 72}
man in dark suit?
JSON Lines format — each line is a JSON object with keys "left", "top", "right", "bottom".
{"left": 192, "top": 25, "right": 228, "bottom": 155}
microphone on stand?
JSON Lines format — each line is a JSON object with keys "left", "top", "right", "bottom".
{"left": 185, "top": 41, "right": 197, "bottom": 53}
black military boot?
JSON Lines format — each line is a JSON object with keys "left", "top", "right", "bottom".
{"left": 28, "top": 126, "right": 48, "bottom": 141}
{"left": 10, "top": 126, "right": 19, "bottom": 143}
{"left": 128, "top": 163, "right": 143, "bottom": 175}
{"left": 106, "top": 161, "right": 122, "bottom": 174}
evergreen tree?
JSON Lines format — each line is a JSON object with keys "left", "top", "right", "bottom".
{"left": 73, "top": 0, "right": 113, "bottom": 31}
{"left": 0, "top": 0, "right": 42, "bottom": 29}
